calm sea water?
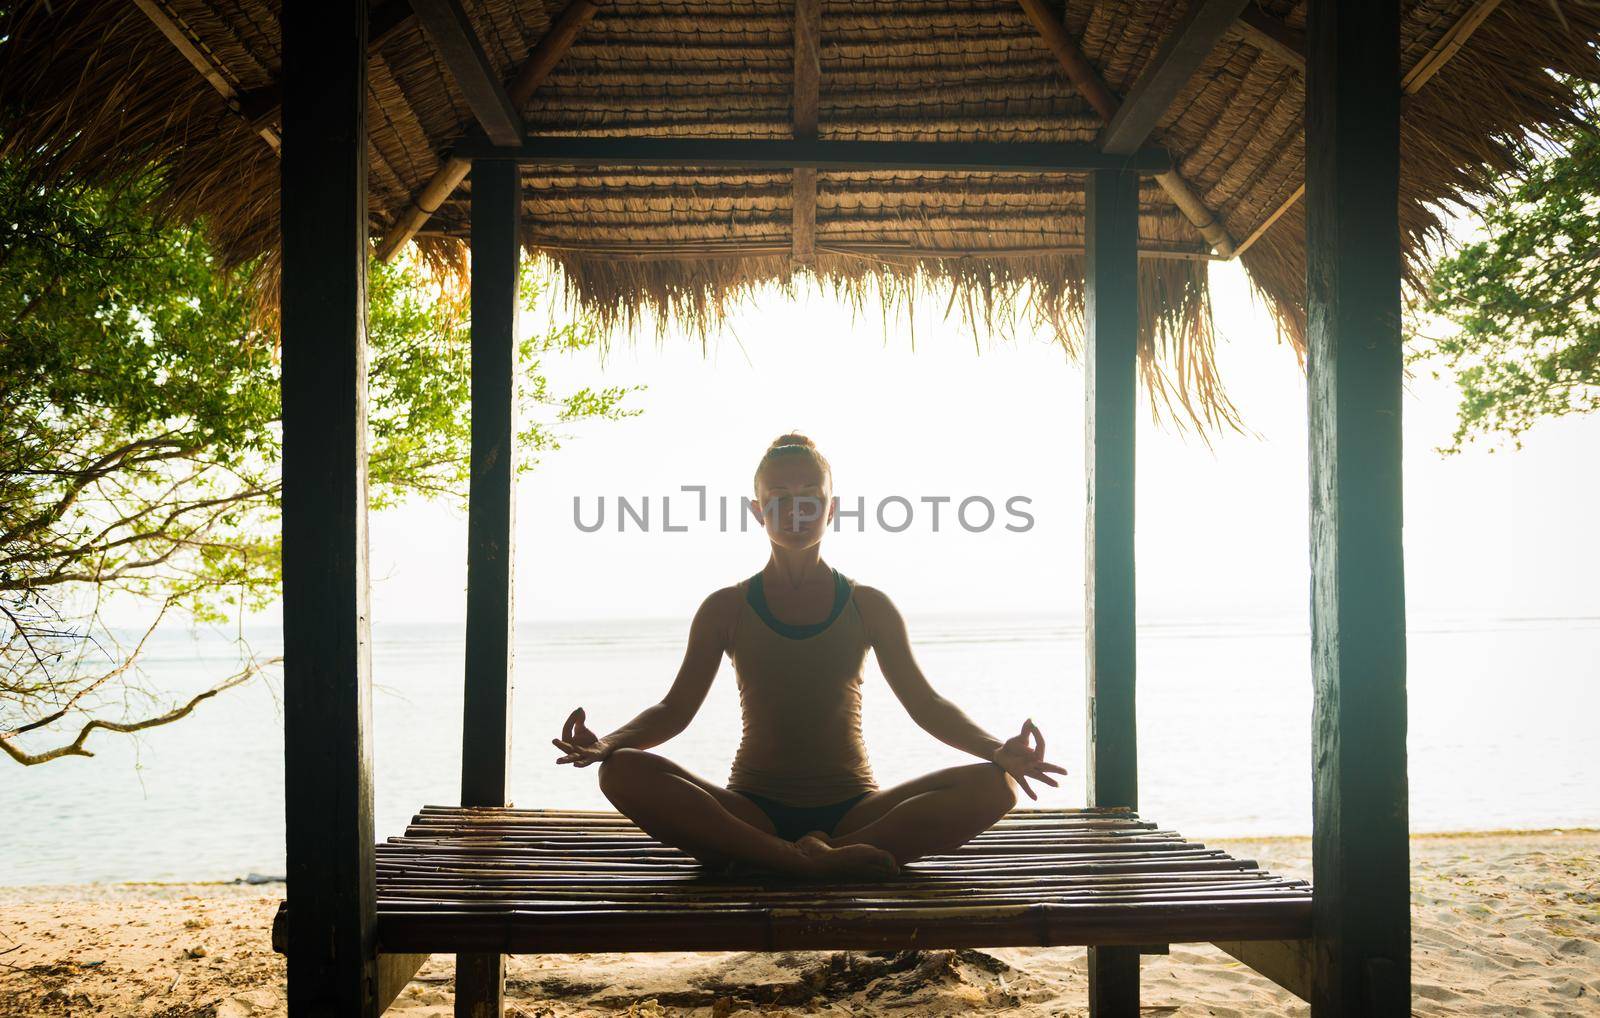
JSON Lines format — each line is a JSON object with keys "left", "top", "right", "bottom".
{"left": 3, "top": 613, "right": 1597, "bottom": 885}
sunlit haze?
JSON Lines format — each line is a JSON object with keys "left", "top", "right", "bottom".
{"left": 356, "top": 259, "right": 1599, "bottom": 629}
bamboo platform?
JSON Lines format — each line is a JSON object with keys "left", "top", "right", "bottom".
{"left": 275, "top": 805, "right": 1313, "bottom": 955}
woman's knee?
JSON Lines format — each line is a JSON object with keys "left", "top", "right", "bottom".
{"left": 597, "top": 747, "right": 654, "bottom": 797}
{"left": 969, "top": 762, "right": 1018, "bottom": 814}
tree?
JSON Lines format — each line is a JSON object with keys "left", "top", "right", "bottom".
{"left": 0, "top": 165, "right": 638, "bottom": 765}
{"left": 1419, "top": 88, "right": 1600, "bottom": 450}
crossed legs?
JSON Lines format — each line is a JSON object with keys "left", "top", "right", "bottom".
{"left": 830, "top": 761, "right": 1018, "bottom": 864}
{"left": 596, "top": 749, "right": 1015, "bottom": 878}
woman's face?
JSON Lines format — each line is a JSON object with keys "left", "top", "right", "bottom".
{"left": 755, "top": 457, "right": 832, "bottom": 550}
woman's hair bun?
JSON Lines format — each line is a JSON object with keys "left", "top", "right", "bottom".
{"left": 754, "top": 431, "right": 831, "bottom": 493}
{"left": 768, "top": 432, "right": 815, "bottom": 450}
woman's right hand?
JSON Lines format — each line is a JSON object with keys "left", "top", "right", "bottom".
{"left": 552, "top": 707, "right": 612, "bottom": 767}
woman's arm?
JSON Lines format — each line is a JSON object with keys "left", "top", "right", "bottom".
{"left": 553, "top": 587, "right": 737, "bottom": 766}
{"left": 855, "top": 584, "right": 1066, "bottom": 797}
{"left": 854, "top": 585, "right": 1004, "bottom": 758}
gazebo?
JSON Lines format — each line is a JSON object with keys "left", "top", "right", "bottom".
{"left": 5, "top": 1, "right": 1597, "bottom": 1015}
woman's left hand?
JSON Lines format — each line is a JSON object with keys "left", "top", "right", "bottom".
{"left": 990, "top": 719, "right": 1068, "bottom": 800}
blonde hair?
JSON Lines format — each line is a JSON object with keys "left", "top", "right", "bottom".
{"left": 753, "top": 432, "right": 833, "bottom": 495}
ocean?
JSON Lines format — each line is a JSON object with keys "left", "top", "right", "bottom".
{"left": 4, "top": 612, "right": 1597, "bottom": 885}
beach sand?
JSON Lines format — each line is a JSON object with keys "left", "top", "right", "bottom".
{"left": 2, "top": 831, "right": 1595, "bottom": 1017}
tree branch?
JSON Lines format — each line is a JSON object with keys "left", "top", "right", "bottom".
{"left": 0, "top": 656, "right": 279, "bottom": 766}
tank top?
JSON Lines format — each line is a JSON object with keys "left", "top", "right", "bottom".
{"left": 725, "top": 567, "right": 878, "bottom": 806}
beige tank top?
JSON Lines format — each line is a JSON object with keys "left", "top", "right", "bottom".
{"left": 725, "top": 569, "right": 878, "bottom": 806}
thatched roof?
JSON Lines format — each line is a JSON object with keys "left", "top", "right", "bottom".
{"left": 2, "top": 0, "right": 1598, "bottom": 424}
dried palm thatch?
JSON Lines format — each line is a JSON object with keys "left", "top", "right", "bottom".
{"left": 1, "top": 0, "right": 1597, "bottom": 429}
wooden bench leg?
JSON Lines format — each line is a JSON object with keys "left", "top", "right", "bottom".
{"left": 1088, "top": 945, "right": 1139, "bottom": 1017}
{"left": 455, "top": 952, "right": 504, "bottom": 1018}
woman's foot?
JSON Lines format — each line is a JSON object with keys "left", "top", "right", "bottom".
{"left": 793, "top": 833, "right": 899, "bottom": 881}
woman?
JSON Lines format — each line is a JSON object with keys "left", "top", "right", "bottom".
{"left": 553, "top": 433, "right": 1066, "bottom": 880}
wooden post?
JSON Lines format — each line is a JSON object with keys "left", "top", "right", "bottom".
{"left": 280, "top": 2, "right": 377, "bottom": 1016}
{"left": 1304, "top": 1, "right": 1410, "bottom": 1015}
{"left": 790, "top": 0, "right": 820, "bottom": 265}
{"left": 455, "top": 158, "right": 521, "bottom": 1018}
{"left": 1083, "top": 168, "right": 1140, "bottom": 1018}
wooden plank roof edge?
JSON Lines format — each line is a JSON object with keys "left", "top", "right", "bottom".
{"left": 471, "top": 240, "right": 1223, "bottom": 263}
{"left": 453, "top": 136, "right": 1174, "bottom": 173}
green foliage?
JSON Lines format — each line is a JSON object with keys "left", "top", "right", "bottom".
{"left": 0, "top": 169, "right": 280, "bottom": 619}
{"left": 1420, "top": 94, "right": 1600, "bottom": 450}
{"left": 0, "top": 162, "right": 638, "bottom": 763}
{"left": 364, "top": 258, "right": 638, "bottom": 511}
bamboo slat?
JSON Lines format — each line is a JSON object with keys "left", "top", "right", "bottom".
{"left": 132, "top": 0, "right": 281, "bottom": 151}
{"left": 273, "top": 806, "right": 1315, "bottom": 955}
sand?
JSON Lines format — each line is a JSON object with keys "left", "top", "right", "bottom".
{"left": 2, "top": 831, "right": 1596, "bottom": 1017}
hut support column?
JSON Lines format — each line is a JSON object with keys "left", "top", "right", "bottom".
{"left": 1304, "top": 1, "right": 1410, "bottom": 1014}
{"left": 456, "top": 158, "right": 522, "bottom": 1018}
{"left": 280, "top": 1, "right": 378, "bottom": 1015}
{"left": 1083, "top": 168, "right": 1140, "bottom": 1018}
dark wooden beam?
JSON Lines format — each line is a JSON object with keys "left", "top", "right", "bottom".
{"left": 1232, "top": 0, "right": 1502, "bottom": 260}
{"left": 515, "top": 237, "right": 1219, "bottom": 261}
{"left": 270, "top": 908, "right": 424, "bottom": 1015}
{"left": 460, "top": 158, "right": 519, "bottom": 815}
{"left": 1083, "top": 167, "right": 1141, "bottom": 1018}
{"left": 455, "top": 157, "right": 521, "bottom": 1018}
{"left": 1088, "top": 946, "right": 1139, "bottom": 1018}
{"left": 238, "top": 0, "right": 418, "bottom": 133}
{"left": 376, "top": 0, "right": 597, "bottom": 261}
{"left": 791, "top": 169, "right": 818, "bottom": 264}
{"left": 412, "top": 0, "right": 524, "bottom": 146}
{"left": 455, "top": 951, "right": 503, "bottom": 1018}
{"left": 1102, "top": 0, "right": 1254, "bottom": 155}
{"left": 791, "top": 0, "right": 821, "bottom": 265}
{"left": 1214, "top": 939, "right": 1313, "bottom": 1002}
{"left": 370, "top": 0, "right": 420, "bottom": 50}
{"left": 1084, "top": 168, "right": 1140, "bottom": 824}
{"left": 280, "top": 0, "right": 378, "bottom": 1015}
{"left": 1233, "top": 6, "right": 1306, "bottom": 71}
{"left": 460, "top": 136, "right": 1172, "bottom": 173}
{"left": 1015, "top": 0, "right": 1235, "bottom": 256}
{"left": 1304, "top": 1, "right": 1410, "bottom": 1014}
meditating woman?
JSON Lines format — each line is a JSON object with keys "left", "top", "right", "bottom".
{"left": 552, "top": 433, "right": 1066, "bottom": 880}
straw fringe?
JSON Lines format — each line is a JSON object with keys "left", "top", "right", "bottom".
{"left": 532, "top": 241, "right": 1238, "bottom": 433}
{"left": 1236, "top": 0, "right": 1600, "bottom": 353}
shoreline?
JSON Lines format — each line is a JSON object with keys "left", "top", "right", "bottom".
{"left": 4, "top": 829, "right": 1596, "bottom": 1016}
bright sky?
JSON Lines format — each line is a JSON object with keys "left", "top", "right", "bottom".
{"left": 360, "top": 257, "right": 1600, "bottom": 627}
